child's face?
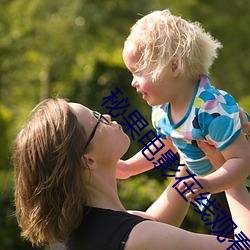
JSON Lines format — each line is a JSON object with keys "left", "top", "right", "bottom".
{"left": 123, "top": 43, "right": 174, "bottom": 106}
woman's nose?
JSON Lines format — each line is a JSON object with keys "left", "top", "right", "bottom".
{"left": 103, "top": 114, "right": 112, "bottom": 122}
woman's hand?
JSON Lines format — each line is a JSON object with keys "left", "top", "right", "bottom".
{"left": 178, "top": 175, "right": 211, "bottom": 200}
{"left": 239, "top": 107, "right": 250, "bottom": 140}
{"left": 197, "top": 141, "right": 225, "bottom": 170}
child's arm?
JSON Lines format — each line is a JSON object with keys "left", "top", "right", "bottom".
{"left": 116, "top": 138, "right": 177, "bottom": 179}
{"left": 180, "top": 132, "right": 250, "bottom": 199}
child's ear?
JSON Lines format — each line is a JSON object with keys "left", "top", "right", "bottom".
{"left": 171, "top": 63, "right": 177, "bottom": 72}
{"left": 171, "top": 57, "right": 180, "bottom": 77}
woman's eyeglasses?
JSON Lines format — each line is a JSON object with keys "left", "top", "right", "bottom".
{"left": 84, "top": 111, "right": 110, "bottom": 151}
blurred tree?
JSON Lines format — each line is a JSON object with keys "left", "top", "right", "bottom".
{"left": 239, "top": 95, "right": 250, "bottom": 112}
{"left": 1, "top": 0, "right": 248, "bottom": 149}
{"left": 0, "top": 105, "right": 12, "bottom": 169}
{"left": 185, "top": 0, "right": 250, "bottom": 100}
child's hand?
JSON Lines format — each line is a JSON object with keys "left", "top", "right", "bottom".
{"left": 178, "top": 176, "right": 211, "bottom": 200}
{"left": 116, "top": 160, "right": 131, "bottom": 179}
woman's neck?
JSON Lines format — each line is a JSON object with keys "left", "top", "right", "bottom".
{"left": 84, "top": 165, "right": 126, "bottom": 212}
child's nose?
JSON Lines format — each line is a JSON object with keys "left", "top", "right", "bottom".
{"left": 131, "top": 78, "right": 138, "bottom": 88}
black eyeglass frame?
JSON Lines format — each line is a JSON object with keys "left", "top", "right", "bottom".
{"left": 83, "top": 111, "right": 109, "bottom": 151}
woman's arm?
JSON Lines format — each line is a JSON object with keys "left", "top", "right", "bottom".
{"left": 129, "top": 159, "right": 190, "bottom": 227}
{"left": 125, "top": 220, "right": 237, "bottom": 250}
{"left": 182, "top": 108, "right": 250, "bottom": 198}
{"left": 179, "top": 131, "right": 250, "bottom": 198}
{"left": 204, "top": 132, "right": 250, "bottom": 193}
{"left": 225, "top": 183, "right": 250, "bottom": 236}
{"left": 144, "top": 161, "right": 190, "bottom": 226}
{"left": 125, "top": 183, "right": 250, "bottom": 250}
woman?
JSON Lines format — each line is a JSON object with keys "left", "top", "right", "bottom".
{"left": 13, "top": 98, "right": 250, "bottom": 249}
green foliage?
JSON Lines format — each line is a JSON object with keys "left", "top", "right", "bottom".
{"left": 239, "top": 95, "right": 250, "bottom": 113}
{"left": 185, "top": 1, "right": 250, "bottom": 100}
{"left": 1, "top": 0, "right": 249, "bottom": 150}
{"left": 0, "top": 104, "right": 13, "bottom": 170}
{"left": 118, "top": 174, "right": 166, "bottom": 210}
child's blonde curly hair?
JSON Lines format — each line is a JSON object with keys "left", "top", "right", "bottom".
{"left": 125, "top": 9, "right": 222, "bottom": 81}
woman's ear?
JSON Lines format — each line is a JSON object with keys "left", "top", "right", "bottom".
{"left": 82, "top": 155, "right": 97, "bottom": 169}
{"left": 170, "top": 57, "right": 180, "bottom": 77}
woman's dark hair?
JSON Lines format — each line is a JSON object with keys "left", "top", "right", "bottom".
{"left": 13, "top": 98, "right": 88, "bottom": 246}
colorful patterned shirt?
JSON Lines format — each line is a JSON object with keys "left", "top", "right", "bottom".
{"left": 152, "top": 75, "right": 242, "bottom": 176}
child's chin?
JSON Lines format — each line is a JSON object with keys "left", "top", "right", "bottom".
{"left": 145, "top": 100, "right": 153, "bottom": 106}
{"left": 146, "top": 99, "right": 161, "bottom": 107}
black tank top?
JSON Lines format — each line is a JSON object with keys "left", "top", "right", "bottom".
{"left": 66, "top": 206, "right": 148, "bottom": 250}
